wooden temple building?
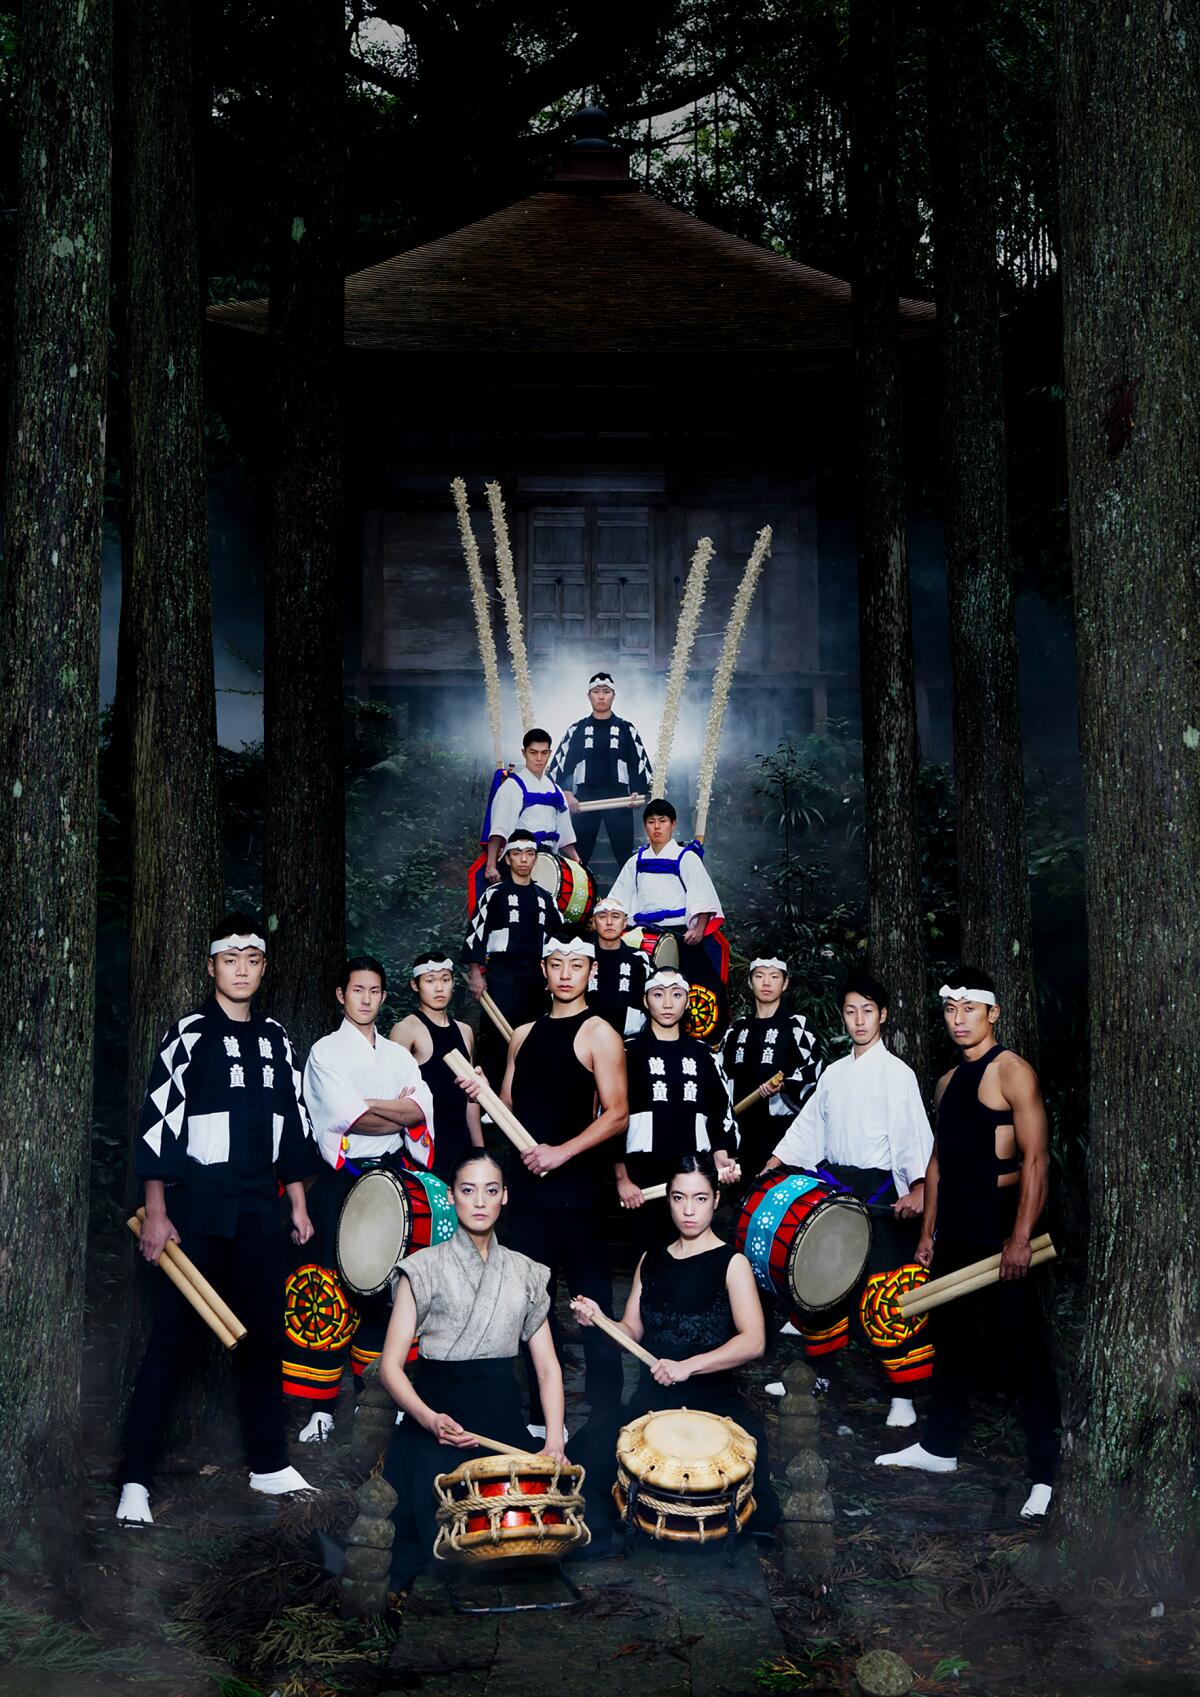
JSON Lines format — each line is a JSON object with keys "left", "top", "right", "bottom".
{"left": 209, "top": 115, "right": 942, "bottom": 759}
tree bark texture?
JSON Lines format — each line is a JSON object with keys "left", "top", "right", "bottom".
{"left": 117, "top": 0, "right": 222, "bottom": 1167}
{"left": 849, "top": 0, "right": 927, "bottom": 1082}
{"left": 1054, "top": 0, "right": 1200, "bottom": 1579}
{"left": 263, "top": 0, "right": 346, "bottom": 1057}
{"left": 927, "top": 1, "right": 1038, "bottom": 1066}
{"left": 0, "top": 0, "right": 111, "bottom": 1551}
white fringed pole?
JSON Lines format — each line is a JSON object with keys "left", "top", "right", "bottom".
{"left": 694, "top": 525, "right": 772, "bottom": 842}
{"left": 452, "top": 478, "right": 505, "bottom": 767}
{"left": 486, "top": 480, "right": 535, "bottom": 734}
{"left": 653, "top": 536, "right": 712, "bottom": 794}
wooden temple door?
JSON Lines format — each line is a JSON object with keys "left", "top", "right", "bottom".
{"left": 527, "top": 505, "right": 653, "bottom": 666}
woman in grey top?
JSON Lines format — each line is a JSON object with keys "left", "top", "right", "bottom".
{"left": 380, "top": 1148, "right": 568, "bottom": 1591}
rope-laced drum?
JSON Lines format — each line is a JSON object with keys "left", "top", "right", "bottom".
{"left": 735, "top": 1170, "right": 872, "bottom": 1325}
{"left": 433, "top": 1454, "right": 590, "bottom": 1563}
{"left": 335, "top": 1166, "right": 457, "bottom": 1298}
{"left": 532, "top": 849, "right": 596, "bottom": 926}
{"left": 613, "top": 1409, "right": 756, "bottom": 1543}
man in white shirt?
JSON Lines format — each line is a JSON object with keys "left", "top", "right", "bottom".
{"left": 765, "top": 971, "right": 934, "bottom": 1427}
{"left": 482, "top": 728, "right": 581, "bottom": 884}
{"left": 284, "top": 956, "right": 436, "bottom": 1441}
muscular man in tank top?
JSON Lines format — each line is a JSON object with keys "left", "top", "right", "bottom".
{"left": 388, "top": 952, "right": 483, "bottom": 1183}
{"left": 458, "top": 937, "right": 629, "bottom": 1425}
{"left": 876, "top": 967, "right": 1060, "bottom": 1519}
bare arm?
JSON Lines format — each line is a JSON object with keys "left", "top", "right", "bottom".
{"left": 139, "top": 1178, "right": 180, "bottom": 1263}
{"left": 527, "top": 1320, "right": 568, "bottom": 1460}
{"left": 379, "top": 1280, "right": 478, "bottom": 1449}
{"left": 1000, "top": 1057, "right": 1050, "bottom": 1277}
{"left": 573, "top": 1257, "right": 645, "bottom": 1343}
{"left": 652, "top": 1254, "right": 765, "bottom": 1386}
{"left": 458, "top": 1021, "right": 484, "bottom": 1147}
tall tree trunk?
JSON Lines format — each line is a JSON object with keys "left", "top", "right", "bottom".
{"left": 926, "top": 1, "right": 1038, "bottom": 1065}
{"left": 0, "top": 0, "right": 111, "bottom": 1564}
{"left": 117, "top": 0, "right": 222, "bottom": 1177}
{"left": 1054, "top": 0, "right": 1200, "bottom": 1580}
{"left": 849, "top": 0, "right": 927, "bottom": 1080}
{"left": 264, "top": 0, "right": 345, "bottom": 1057}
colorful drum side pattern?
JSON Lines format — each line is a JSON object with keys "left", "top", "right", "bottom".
{"left": 735, "top": 1171, "right": 872, "bottom": 1318}
{"left": 533, "top": 850, "right": 596, "bottom": 925}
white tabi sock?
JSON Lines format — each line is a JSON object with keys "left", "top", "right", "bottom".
{"left": 116, "top": 1482, "right": 153, "bottom": 1525}
{"left": 779, "top": 1320, "right": 801, "bottom": 1337}
{"left": 874, "top": 1442, "right": 957, "bottom": 1473}
{"left": 249, "top": 1464, "right": 318, "bottom": 1496}
{"left": 764, "top": 1381, "right": 787, "bottom": 1397}
{"left": 886, "top": 1397, "right": 918, "bottom": 1428}
{"left": 1021, "top": 1483, "right": 1052, "bottom": 1518}
{"left": 297, "top": 1411, "right": 334, "bottom": 1444}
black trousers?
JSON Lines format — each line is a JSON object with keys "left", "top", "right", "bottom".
{"left": 476, "top": 960, "right": 545, "bottom": 1091}
{"left": 922, "top": 1234, "right": 1061, "bottom": 1485}
{"left": 572, "top": 800, "right": 635, "bottom": 868}
{"left": 501, "top": 1203, "right": 623, "bottom": 1420}
{"left": 121, "top": 1215, "right": 288, "bottom": 1487}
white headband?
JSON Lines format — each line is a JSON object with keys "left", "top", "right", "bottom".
{"left": 413, "top": 958, "right": 454, "bottom": 979}
{"left": 938, "top": 984, "right": 997, "bottom": 1006}
{"left": 543, "top": 938, "right": 596, "bottom": 960}
{"left": 210, "top": 933, "right": 266, "bottom": 956}
{"left": 750, "top": 957, "right": 789, "bottom": 975}
{"left": 593, "top": 897, "right": 627, "bottom": 916}
{"left": 588, "top": 673, "right": 614, "bottom": 688}
{"left": 645, "top": 969, "right": 688, "bottom": 993}
{"left": 503, "top": 835, "right": 538, "bottom": 855}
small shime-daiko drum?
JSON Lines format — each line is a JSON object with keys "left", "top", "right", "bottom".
{"left": 613, "top": 1409, "right": 756, "bottom": 1543}
{"left": 335, "top": 1166, "right": 457, "bottom": 1298}
{"left": 736, "top": 1171, "right": 872, "bottom": 1324}
{"left": 533, "top": 849, "right": 596, "bottom": 926}
{"left": 433, "top": 1454, "right": 590, "bottom": 1563}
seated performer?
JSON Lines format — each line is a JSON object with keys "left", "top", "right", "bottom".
{"left": 482, "top": 727, "right": 580, "bottom": 885}
{"left": 117, "top": 912, "right": 319, "bottom": 1523}
{"left": 876, "top": 970, "right": 1061, "bottom": 1519}
{"left": 285, "top": 955, "right": 435, "bottom": 1441}
{"left": 607, "top": 798, "right": 729, "bottom": 1037}
{"left": 588, "top": 893, "right": 649, "bottom": 1036}
{"left": 570, "top": 1152, "right": 779, "bottom": 1558}
{"left": 463, "top": 828, "right": 563, "bottom": 1089}
{"left": 380, "top": 1149, "right": 568, "bottom": 1594}
{"left": 549, "top": 671, "right": 653, "bottom": 870}
{"left": 765, "top": 972, "right": 934, "bottom": 1427}
{"left": 389, "top": 951, "right": 483, "bottom": 1183}
{"left": 460, "top": 936, "right": 628, "bottom": 1424}
{"left": 720, "top": 955, "right": 822, "bottom": 1182}
{"left": 617, "top": 969, "right": 740, "bottom": 1253}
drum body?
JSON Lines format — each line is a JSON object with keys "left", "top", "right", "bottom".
{"left": 532, "top": 849, "right": 596, "bottom": 925}
{"left": 735, "top": 1171, "right": 872, "bottom": 1320}
{"left": 613, "top": 1409, "right": 756, "bottom": 1543}
{"left": 335, "top": 1166, "right": 456, "bottom": 1298}
{"left": 433, "top": 1454, "right": 590, "bottom": 1563}
{"left": 623, "top": 926, "right": 681, "bottom": 973}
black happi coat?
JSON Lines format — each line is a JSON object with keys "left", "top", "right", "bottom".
{"left": 549, "top": 713, "right": 652, "bottom": 798}
{"left": 623, "top": 1028, "right": 736, "bottom": 1182}
{"left": 588, "top": 940, "right": 650, "bottom": 1036}
{"left": 462, "top": 877, "right": 563, "bottom": 967}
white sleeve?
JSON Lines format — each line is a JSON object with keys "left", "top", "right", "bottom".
{"left": 607, "top": 853, "right": 639, "bottom": 917}
{"left": 680, "top": 849, "right": 722, "bottom": 921}
{"left": 771, "top": 1078, "right": 826, "bottom": 1169}
{"left": 303, "top": 1049, "right": 370, "bottom": 1168}
{"left": 488, "top": 776, "right": 521, "bottom": 845}
{"left": 887, "top": 1059, "right": 934, "bottom": 1197}
{"left": 557, "top": 802, "right": 577, "bottom": 850}
{"left": 391, "top": 1043, "right": 438, "bottom": 1171}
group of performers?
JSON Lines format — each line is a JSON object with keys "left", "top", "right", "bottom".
{"left": 113, "top": 666, "right": 1061, "bottom": 1583}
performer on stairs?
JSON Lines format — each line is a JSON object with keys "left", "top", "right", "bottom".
{"left": 463, "top": 829, "right": 563, "bottom": 1089}
{"left": 720, "top": 955, "right": 822, "bottom": 1182}
{"left": 389, "top": 952, "right": 483, "bottom": 1183}
{"left": 550, "top": 671, "right": 653, "bottom": 870}
{"left": 482, "top": 728, "right": 580, "bottom": 886}
{"left": 588, "top": 894, "right": 649, "bottom": 1037}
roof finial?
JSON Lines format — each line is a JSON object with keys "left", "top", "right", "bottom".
{"left": 553, "top": 104, "right": 630, "bottom": 185}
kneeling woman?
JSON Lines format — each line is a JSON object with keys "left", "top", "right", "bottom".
{"left": 571, "top": 1151, "right": 780, "bottom": 1554}
{"left": 380, "top": 1149, "right": 568, "bottom": 1591}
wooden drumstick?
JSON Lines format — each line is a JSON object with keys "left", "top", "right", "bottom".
{"left": 572, "top": 1300, "right": 660, "bottom": 1369}
{"left": 573, "top": 792, "right": 647, "bottom": 814}
{"left": 136, "top": 1207, "right": 248, "bottom": 1340}
{"left": 127, "top": 1216, "right": 240, "bottom": 1350}
{"left": 899, "top": 1239, "right": 1057, "bottom": 1319}
{"left": 463, "top": 1432, "right": 543, "bottom": 1459}
{"left": 640, "top": 1182, "right": 667, "bottom": 1201}
{"left": 733, "top": 1071, "right": 785, "bottom": 1118}
{"left": 479, "top": 990, "right": 514, "bottom": 1042}
{"left": 897, "top": 1232, "right": 1055, "bottom": 1313}
{"left": 442, "top": 1049, "right": 537, "bottom": 1153}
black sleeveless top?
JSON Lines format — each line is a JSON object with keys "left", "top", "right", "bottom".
{"left": 415, "top": 1011, "right": 472, "bottom": 1183}
{"left": 508, "top": 1009, "right": 599, "bottom": 1209}
{"left": 936, "top": 1044, "right": 1020, "bottom": 1247}
{"left": 640, "top": 1241, "right": 737, "bottom": 1389}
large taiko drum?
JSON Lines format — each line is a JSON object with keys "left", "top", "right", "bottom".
{"left": 735, "top": 1171, "right": 872, "bottom": 1322}
{"left": 335, "top": 1166, "right": 457, "bottom": 1298}
{"left": 613, "top": 1409, "right": 756, "bottom": 1543}
{"left": 532, "top": 849, "right": 596, "bottom": 925}
{"left": 433, "top": 1454, "right": 590, "bottom": 1563}
{"left": 622, "top": 926, "right": 681, "bottom": 973}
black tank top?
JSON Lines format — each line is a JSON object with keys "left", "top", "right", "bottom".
{"left": 640, "top": 1241, "right": 737, "bottom": 1390}
{"left": 508, "top": 1009, "right": 599, "bottom": 1209}
{"left": 936, "top": 1044, "right": 1021, "bottom": 1247}
{"left": 415, "top": 1011, "right": 472, "bottom": 1183}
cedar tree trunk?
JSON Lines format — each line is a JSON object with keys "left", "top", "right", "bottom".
{"left": 849, "top": 0, "right": 927, "bottom": 1080}
{"left": 927, "top": 1, "right": 1038, "bottom": 1065}
{"left": 0, "top": 0, "right": 111, "bottom": 1559}
{"left": 1054, "top": 0, "right": 1200, "bottom": 1580}
{"left": 263, "top": 0, "right": 346, "bottom": 1056}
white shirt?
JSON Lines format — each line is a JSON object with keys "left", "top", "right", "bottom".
{"left": 771, "top": 1039, "right": 932, "bottom": 1196}
{"left": 488, "top": 766, "right": 576, "bottom": 853}
{"left": 607, "top": 837, "right": 723, "bottom": 929}
{"left": 303, "top": 1019, "right": 436, "bottom": 1168}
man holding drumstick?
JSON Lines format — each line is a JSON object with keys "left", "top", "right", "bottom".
{"left": 875, "top": 968, "right": 1061, "bottom": 1519}
{"left": 116, "top": 912, "right": 321, "bottom": 1524}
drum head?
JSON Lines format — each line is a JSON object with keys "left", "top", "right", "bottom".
{"left": 617, "top": 1407, "right": 755, "bottom": 1492}
{"left": 531, "top": 850, "right": 563, "bottom": 899}
{"left": 336, "top": 1168, "right": 412, "bottom": 1297}
{"left": 641, "top": 1410, "right": 731, "bottom": 1462}
{"left": 652, "top": 933, "right": 680, "bottom": 971}
{"left": 789, "top": 1199, "right": 872, "bottom": 1312}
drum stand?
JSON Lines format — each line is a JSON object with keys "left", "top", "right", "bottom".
{"left": 444, "top": 1559, "right": 585, "bottom": 1614}
{"left": 621, "top": 1478, "right": 743, "bottom": 1570}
